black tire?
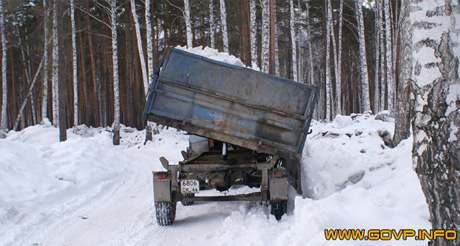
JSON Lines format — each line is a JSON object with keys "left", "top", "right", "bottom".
{"left": 155, "top": 201, "right": 176, "bottom": 226}
{"left": 181, "top": 194, "right": 195, "bottom": 206}
{"left": 270, "top": 200, "right": 287, "bottom": 220}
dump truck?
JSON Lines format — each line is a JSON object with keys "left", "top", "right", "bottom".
{"left": 142, "top": 48, "right": 318, "bottom": 225}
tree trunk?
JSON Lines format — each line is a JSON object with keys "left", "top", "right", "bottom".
{"left": 374, "top": 0, "right": 381, "bottom": 113}
{"left": 184, "top": 0, "right": 193, "bottom": 48}
{"left": 249, "top": 0, "right": 257, "bottom": 68}
{"left": 71, "top": 0, "right": 78, "bottom": 127}
{"left": 13, "top": 56, "right": 45, "bottom": 131}
{"left": 384, "top": 0, "right": 394, "bottom": 114}
{"left": 0, "top": 0, "right": 7, "bottom": 130}
{"left": 145, "top": 0, "right": 154, "bottom": 142}
{"left": 109, "top": 0, "right": 120, "bottom": 145}
{"left": 306, "top": 1, "right": 313, "bottom": 86}
{"left": 355, "top": 0, "right": 370, "bottom": 113}
{"left": 393, "top": 0, "right": 412, "bottom": 146}
{"left": 130, "top": 0, "right": 148, "bottom": 94}
{"left": 41, "top": 0, "right": 50, "bottom": 123}
{"left": 327, "top": 0, "right": 338, "bottom": 117}
{"left": 239, "top": 0, "right": 250, "bottom": 67}
{"left": 325, "top": 0, "right": 332, "bottom": 121}
{"left": 289, "top": 0, "right": 297, "bottom": 81}
{"left": 209, "top": 0, "right": 215, "bottom": 48}
{"left": 409, "top": 1, "right": 460, "bottom": 245}
{"left": 268, "top": 0, "right": 275, "bottom": 75}
{"left": 219, "top": 0, "right": 228, "bottom": 53}
{"left": 336, "top": 0, "right": 343, "bottom": 115}
{"left": 52, "top": 0, "right": 59, "bottom": 126}
{"left": 261, "top": 0, "right": 269, "bottom": 73}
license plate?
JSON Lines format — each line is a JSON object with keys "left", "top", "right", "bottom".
{"left": 181, "top": 180, "right": 199, "bottom": 194}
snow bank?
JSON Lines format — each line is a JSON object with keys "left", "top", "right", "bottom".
{"left": 0, "top": 114, "right": 430, "bottom": 246}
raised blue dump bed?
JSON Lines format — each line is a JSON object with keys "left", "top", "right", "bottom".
{"left": 142, "top": 48, "right": 318, "bottom": 161}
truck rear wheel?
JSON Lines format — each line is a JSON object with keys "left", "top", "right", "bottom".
{"left": 155, "top": 201, "right": 176, "bottom": 226}
{"left": 270, "top": 200, "right": 287, "bottom": 220}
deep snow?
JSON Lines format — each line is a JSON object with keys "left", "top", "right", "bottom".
{"left": 0, "top": 114, "right": 430, "bottom": 246}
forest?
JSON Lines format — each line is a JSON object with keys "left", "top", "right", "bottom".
{"left": 1, "top": 1, "right": 459, "bottom": 245}
{"left": 0, "top": 0, "right": 400, "bottom": 132}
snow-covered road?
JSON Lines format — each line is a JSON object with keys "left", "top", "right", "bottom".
{"left": 0, "top": 114, "right": 431, "bottom": 246}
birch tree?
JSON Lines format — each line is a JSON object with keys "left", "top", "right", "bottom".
{"left": 306, "top": 0, "right": 313, "bottom": 86}
{"left": 336, "top": 0, "right": 343, "bottom": 115}
{"left": 145, "top": 0, "right": 156, "bottom": 141}
{"left": 0, "top": 0, "right": 7, "bottom": 130}
{"left": 209, "top": 0, "right": 215, "bottom": 49}
{"left": 374, "top": 0, "right": 382, "bottom": 112}
{"left": 289, "top": 0, "right": 297, "bottom": 81}
{"left": 183, "top": 0, "right": 192, "bottom": 48}
{"left": 219, "top": 0, "right": 228, "bottom": 53}
{"left": 355, "top": 0, "right": 370, "bottom": 113}
{"left": 325, "top": 0, "right": 332, "bottom": 121}
{"left": 406, "top": 1, "right": 460, "bottom": 245}
{"left": 130, "top": 0, "right": 148, "bottom": 92}
{"left": 384, "top": 0, "right": 394, "bottom": 114}
{"left": 261, "top": 0, "right": 269, "bottom": 73}
{"left": 41, "top": 0, "right": 50, "bottom": 123}
{"left": 52, "top": 0, "right": 59, "bottom": 126}
{"left": 71, "top": 0, "right": 78, "bottom": 127}
{"left": 327, "top": 0, "right": 338, "bottom": 116}
{"left": 249, "top": 0, "right": 257, "bottom": 68}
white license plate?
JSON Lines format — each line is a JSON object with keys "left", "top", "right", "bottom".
{"left": 181, "top": 180, "right": 199, "bottom": 194}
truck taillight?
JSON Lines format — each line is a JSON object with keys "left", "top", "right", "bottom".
{"left": 157, "top": 174, "right": 167, "bottom": 179}
{"left": 209, "top": 139, "right": 214, "bottom": 148}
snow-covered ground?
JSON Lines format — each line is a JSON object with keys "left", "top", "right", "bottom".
{"left": 0, "top": 114, "right": 430, "bottom": 246}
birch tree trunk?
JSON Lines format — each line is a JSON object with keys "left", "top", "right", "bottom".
{"left": 130, "top": 0, "right": 148, "bottom": 94}
{"left": 336, "top": 0, "right": 343, "bottom": 115}
{"left": 41, "top": 0, "right": 49, "bottom": 123}
{"left": 289, "top": 0, "right": 297, "bottom": 81}
{"left": 0, "top": 0, "right": 7, "bottom": 130}
{"left": 249, "top": 0, "right": 257, "bottom": 68}
{"left": 145, "top": 0, "right": 156, "bottom": 141}
{"left": 408, "top": 1, "right": 460, "bottom": 245}
{"left": 306, "top": 1, "right": 313, "bottom": 86}
{"left": 327, "top": 0, "right": 338, "bottom": 116}
{"left": 219, "top": 0, "right": 228, "bottom": 53}
{"left": 71, "top": 0, "right": 78, "bottom": 127}
{"left": 52, "top": 0, "right": 59, "bottom": 127}
{"left": 384, "top": 0, "right": 394, "bottom": 114}
{"left": 209, "top": 0, "right": 215, "bottom": 48}
{"left": 393, "top": 0, "right": 412, "bottom": 145}
{"left": 183, "top": 0, "right": 193, "bottom": 48}
{"left": 261, "top": 0, "right": 269, "bottom": 73}
{"left": 13, "top": 56, "right": 45, "bottom": 131}
{"left": 379, "top": 0, "right": 386, "bottom": 110}
{"left": 355, "top": 0, "right": 370, "bottom": 113}
{"left": 374, "top": 0, "right": 381, "bottom": 113}
{"left": 325, "top": 0, "right": 332, "bottom": 121}
{"left": 109, "top": 0, "right": 121, "bottom": 145}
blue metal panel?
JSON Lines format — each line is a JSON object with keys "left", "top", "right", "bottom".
{"left": 143, "top": 48, "right": 318, "bottom": 160}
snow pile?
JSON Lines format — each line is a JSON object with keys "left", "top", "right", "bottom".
{"left": 302, "top": 113, "right": 395, "bottom": 198}
{"left": 176, "top": 46, "right": 246, "bottom": 68}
